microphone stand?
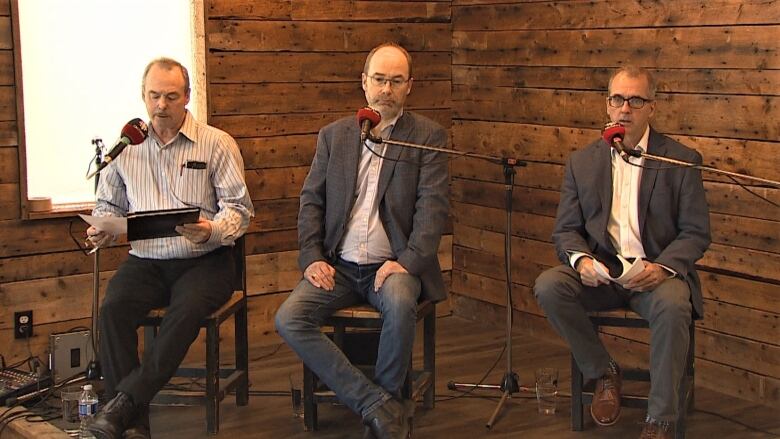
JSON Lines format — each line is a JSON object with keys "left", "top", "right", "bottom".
{"left": 368, "top": 134, "right": 531, "bottom": 429}
{"left": 624, "top": 149, "right": 780, "bottom": 188}
{"left": 86, "top": 138, "right": 105, "bottom": 380}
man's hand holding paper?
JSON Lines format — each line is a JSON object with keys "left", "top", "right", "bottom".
{"left": 622, "top": 262, "right": 668, "bottom": 292}
{"left": 576, "top": 257, "right": 611, "bottom": 288}
{"left": 590, "top": 254, "right": 647, "bottom": 289}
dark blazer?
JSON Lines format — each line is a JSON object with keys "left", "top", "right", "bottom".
{"left": 297, "top": 111, "right": 450, "bottom": 302}
{"left": 552, "top": 128, "right": 711, "bottom": 317}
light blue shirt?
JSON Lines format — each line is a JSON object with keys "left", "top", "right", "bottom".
{"left": 93, "top": 111, "right": 254, "bottom": 259}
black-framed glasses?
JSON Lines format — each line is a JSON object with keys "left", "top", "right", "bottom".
{"left": 368, "top": 75, "right": 409, "bottom": 89}
{"left": 608, "top": 95, "right": 653, "bottom": 109}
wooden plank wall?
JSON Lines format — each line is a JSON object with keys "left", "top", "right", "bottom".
{"left": 450, "top": 0, "right": 779, "bottom": 407}
{"left": 0, "top": 0, "right": 452, "bottom": 366}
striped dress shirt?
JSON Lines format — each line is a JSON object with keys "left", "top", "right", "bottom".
{"left": 93, "top": 111, "right": 254, "bottom": 259}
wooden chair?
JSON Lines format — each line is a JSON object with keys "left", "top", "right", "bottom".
{"left": 141, "top": 237, "right": 249, "bottom": 434}
{"left": 302, "top": 300, "right": 436, "bottom": 431}
{"left": 570, "top": 308, "right": 695, "bottom": 439}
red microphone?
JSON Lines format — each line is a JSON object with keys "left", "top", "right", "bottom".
{"left": 356, "top": 107, "right": 381, "bottom": 143}
{"left": 602, "top": 122, "right": 629, "bottom": 157}
{"left": 87, "top": 118, "right": 149, "bottom": 179}
{"left": 120, "top": 118, "right": 149, "bottom": 146}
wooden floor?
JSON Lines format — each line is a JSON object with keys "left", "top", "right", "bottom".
{"left": 147, "top": 315, "right": 779, "bottom": 439}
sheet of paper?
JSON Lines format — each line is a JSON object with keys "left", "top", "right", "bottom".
{"left": 593, "top": 255, "right": 645, "bottom": 286}
{"left": 78, "top": 214, "right": 127, "bottom": 236}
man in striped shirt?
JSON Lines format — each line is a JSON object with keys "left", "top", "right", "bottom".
{"left": 85, "top": 57, "right": 253, "bottom": 439}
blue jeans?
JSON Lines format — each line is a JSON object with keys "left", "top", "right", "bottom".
{"left": 275, "top": 258, "right": 421, "bottom": 418}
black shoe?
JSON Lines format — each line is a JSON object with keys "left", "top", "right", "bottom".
{"left": 123, "top": 404, "right": 150, "bottom": 439}
{"left": 362, "top": 398, "right": 414, "bottom": 439}
{"left": 87, "top": 392, "right": 138, "bottom": 439}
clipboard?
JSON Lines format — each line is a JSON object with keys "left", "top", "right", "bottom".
{"left": 126, "top": 207, "right": 200, "bottom": 241}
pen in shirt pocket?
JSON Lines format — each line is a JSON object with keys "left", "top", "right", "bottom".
{"left": 180, "top": 160, "right": 207, "bottom": 176}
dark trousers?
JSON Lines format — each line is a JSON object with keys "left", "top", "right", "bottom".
{"left": 534, "top": 265, "right": 692, "bottom": 422}
{"left": 98, "top": 246, "right": 234, "bottom": 405}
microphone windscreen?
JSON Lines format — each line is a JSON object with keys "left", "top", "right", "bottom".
{"left": 121, "top": 118, "right": 149, "bottom": 144}
{"left": 602, "top": 122, "right": 625, "bottom": 145}
{"left": 356, "top": 107, "right": 381, "bottom": 127}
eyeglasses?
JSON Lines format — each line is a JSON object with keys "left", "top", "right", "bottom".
{"left": 608, "top": 95, "right": 653, "bottom": 109}
{"left": 368, "top": 75, "right": 410, "bottom": 89}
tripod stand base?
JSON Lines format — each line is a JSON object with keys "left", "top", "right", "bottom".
{"left": 448, "top": 371, "right": 525, "bottom": 429}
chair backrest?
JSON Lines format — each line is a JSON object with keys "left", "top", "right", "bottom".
{"left": 232, "top": 235, "right": 246, "bottom": 293}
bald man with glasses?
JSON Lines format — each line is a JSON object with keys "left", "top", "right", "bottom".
{"left": 533, "top": 66, "right": 710, "bottom": 439}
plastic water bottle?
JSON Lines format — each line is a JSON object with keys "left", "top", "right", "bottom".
{"left": 78, "top": 384, "right": 98, "bottom": 438}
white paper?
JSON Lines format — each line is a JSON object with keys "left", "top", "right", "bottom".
{"left": 593, "top": 255, "right": 645, "bottom": 286}
{"left": 78, "top": 214, "right": 127, "bottom": 236}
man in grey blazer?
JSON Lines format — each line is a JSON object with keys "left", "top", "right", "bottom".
{"left": 276, "top": 42, "right": 449, "bottom": 439}
{"left": 534, "top": 66, "right": 710, "bottom": 439}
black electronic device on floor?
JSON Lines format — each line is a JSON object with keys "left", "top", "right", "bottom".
{"left": 0, "top": 367, "right": 51, "bottom": 406}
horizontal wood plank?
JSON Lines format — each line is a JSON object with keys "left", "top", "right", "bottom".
{"left": 0, "top": 17, "right": 10, "bottom": 50}
{"left": 207, "top": 0, "right": 291, "bottom": 19}
{"left": 0, "top": 182, "right": 18, "bottom": 219}
{"left": 245, "top": 166, "right": 308, "bottom": 200}
{"left": 0, "top": 246, "right": 128, "bottom": 284}
{"left": 453, "top": 0, "right": 780, "bottom": 30}
{"left": 209, "top": 51, "right": 451, "bottom": 83}
{"left": 0, "top": 49, "right": 13, "bottom": 85}
{"left": 245, "top": 229, "right": 299, "bottom": 254}
{"left": 0, "top": 144, "right": 17, "bottom": 182}
{"left": 291, "top": 1, "right": 451, "bottom": 22}
{"left": 0, "top": 120, "right": 17, "bottom": 146}
{"left": 240, "top": 134, "right": 317, "bottom": 169}
{"left": 453, "top": 26, "right": 779, "bottom": 69}
{"left": 0, "top": 85, "right": 15, "bottom": 120}
{"left": 212, "top": 109, "right": 452, "bottom": 138}
{"left": 700, "top": 271, "right": 780, "bottom": 314}
{"left": 208, "top": 21, "right": 451, "bottom": 52}
{"left": 452, "top": 65, "right": 780, "bottom": 96}
{"left": 211, "top": 80, "right": 450, "bottom": 115}
{"left": 248, "top": 198, "right": 299, "bottom": 232}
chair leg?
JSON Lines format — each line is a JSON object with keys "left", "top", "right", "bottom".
{"left": 206, "top": 321, "right": 220, "bottom": 434}
{"left": 303, "top": 364, "right": 317, "bottom": 431}
{"left": 423, "top": 309, "right": 435, "bottom": 409}
{"left": 571, "top": 355, "right": 584, "bottom": 431}
{"left": 235, "top": 300, "right": 249, "bottom": 406}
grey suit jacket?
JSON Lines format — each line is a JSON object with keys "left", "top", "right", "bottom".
{"left": 298, "top": 111, "right": 450, "bottom": 302}
{"left": 552, "top": 128, "right": 711, "bottom": 317}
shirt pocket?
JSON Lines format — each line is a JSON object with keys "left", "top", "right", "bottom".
{"left": 175, "top": 162, "right": 212, "bottom": 208}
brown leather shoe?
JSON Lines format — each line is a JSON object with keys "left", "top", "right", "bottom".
{"left": 639, "top": 419, "right": 674, "bottom": 438}
{"left": 590, "top": 364, "right": 621, "bottom": 426}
